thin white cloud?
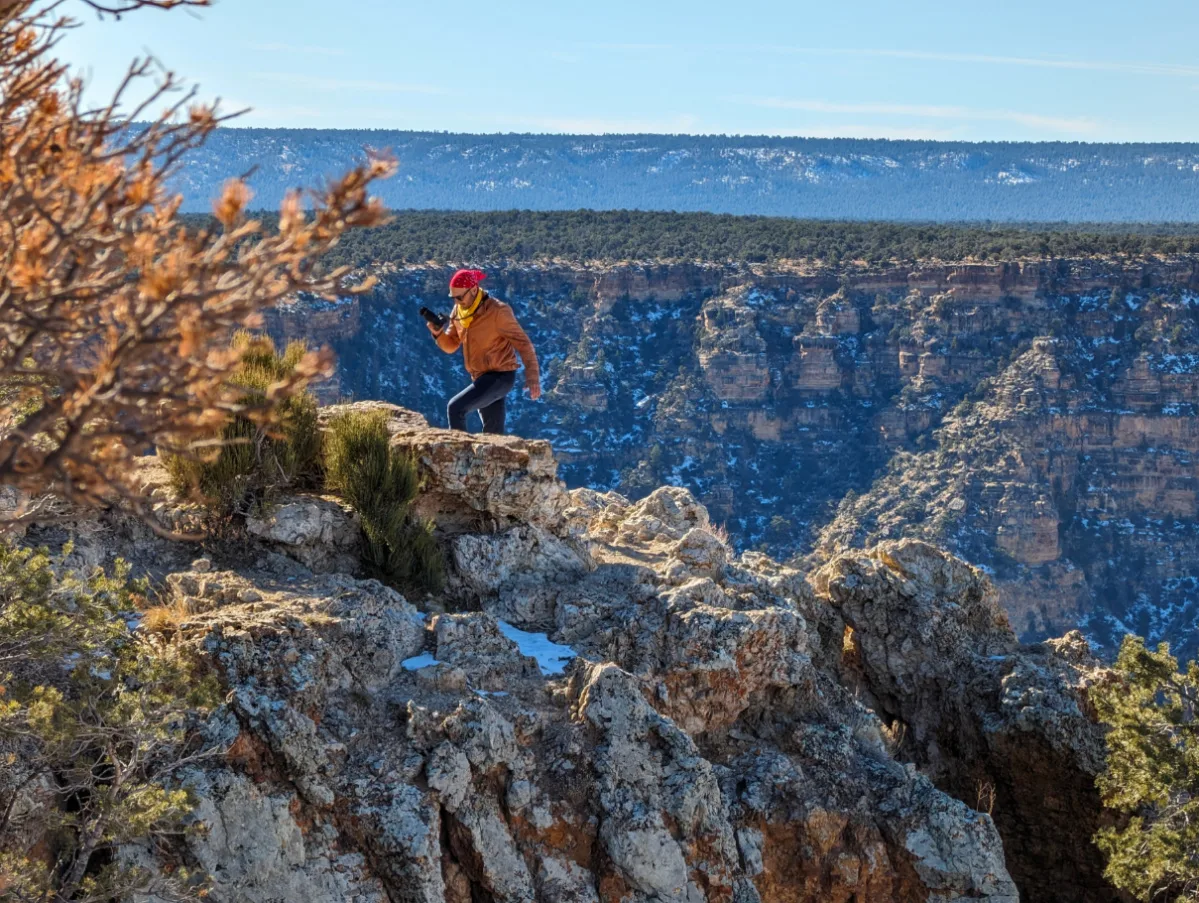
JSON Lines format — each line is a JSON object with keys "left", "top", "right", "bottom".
{"left": 736, "top": 96, "right": 1099, "bottom": 134}
{"left": 249, "top": 72, "right": 447, "bottom": 95}
{"left": 248, "top": 42, "right": 345, "bottom": 57}
{"left": 591, "top": 42, "right": 677, "bottom": 52}
{"left": 780, "top": 47, "right": 1199, "bottom": 79}
{"left": 771, "top": 124, "right": 960, "bottom": 140}
{"left": 584, "top": 41, "right": 1199, "bottom": 79}
{"left": 479, "top": 112, "right": 702, "bottom": 134}
{"left": 237, "top": 105, "right": 327, "bottom": 121}
{"left": 219, "top": 96, "right": 327, "bottom": 124}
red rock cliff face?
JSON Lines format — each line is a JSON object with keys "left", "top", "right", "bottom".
{"left": 301, "top": 256, "right": 1199, "bottom": 657}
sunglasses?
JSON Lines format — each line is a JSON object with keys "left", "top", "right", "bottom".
{"left": 450, "top": 288, "right": 472, "bottom": 301}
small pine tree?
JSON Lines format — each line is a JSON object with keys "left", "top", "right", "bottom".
{"left": 0, "top": 542, "right": 221, "bottom": 901}
{"left": 769, "top": 514, "right": 793, "bottom": 538}
{"left": 324, "top": 410, "right": 443, "bottom": 592}
{"left": 1092, "top": 635, "right": 1199, "bottom": 901}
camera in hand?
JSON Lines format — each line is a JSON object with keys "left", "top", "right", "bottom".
{"left": 420, "top": 307, "right": 448, "bottom": 330}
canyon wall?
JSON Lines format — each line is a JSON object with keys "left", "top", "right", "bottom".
{"left": 266, "top": 256, "right": 1199, "bottom": 656}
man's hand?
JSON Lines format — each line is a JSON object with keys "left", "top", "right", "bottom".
{"left": 425, "top": 321, "right": 442, "bottom": 336}
{"left": 529, "top": 382, "right": 542, "bottom": 401}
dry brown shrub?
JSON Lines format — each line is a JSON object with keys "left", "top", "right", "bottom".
{"left": 139, "top": 599, "right": 191, "bottom": 637}
{"left": 0, "top": 0, "right": 396, "bottom": 533}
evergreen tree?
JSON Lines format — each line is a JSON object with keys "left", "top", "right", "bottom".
{"left": 0, "top": 543, "right": 221, "bottom": 901}
{"left": 1092, "top": 635, "right": 1199, "bottom": 901}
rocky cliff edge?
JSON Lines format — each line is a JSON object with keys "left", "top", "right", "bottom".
{"left": 24, "top": 403, "right": 1118, "bottom": 903}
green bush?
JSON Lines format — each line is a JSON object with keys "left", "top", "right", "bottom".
{"left": 1092, "top": 635, "right": 1199, "bottom": 901}
{"left": 324, "top": 410, "right": 444, "bottom": 592}
{"left": 0, "top": 542, "right": 220, "bottom": 902}
{"left": 165, "top": 333, "right": 322, "bottom": 517}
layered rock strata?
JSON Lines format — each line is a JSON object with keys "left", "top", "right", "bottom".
{"left": 277, "top": 258, "right": 1199, "bottom": 656}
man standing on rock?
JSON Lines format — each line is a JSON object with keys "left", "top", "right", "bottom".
{"left": 426, "top": 268, "right": 541, "bottom": 435}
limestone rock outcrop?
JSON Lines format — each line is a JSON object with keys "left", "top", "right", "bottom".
{"left": 245, "top": 494, "right": 362, "bottom": 575}
{"left": 396, "top": 424, "right": 571, "bottom": 538}
{"left": 815, "top": 539, "right": 1115, "bottom": 903}
{"left": 697, "top": 290, "right": 771, "bottom": 402}
{"left": 25, "top": 404, "right": 1119, "bottom": 903}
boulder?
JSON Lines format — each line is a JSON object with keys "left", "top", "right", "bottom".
{"left": 816, "top": 539, "right": 1113, "bottom": 903}
{"left": 322, "top": 401, "right": 574, "bottom": 537}
{"left": 246, "top": 494, "right": 361, "bottom": 575}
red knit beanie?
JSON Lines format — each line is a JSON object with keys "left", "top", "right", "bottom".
{"left": 449, "top": 269, "right": 486, "bottom": 290}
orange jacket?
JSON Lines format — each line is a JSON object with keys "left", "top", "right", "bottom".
{"left": 433, "top": 291, "right": 540, "bottom": 386}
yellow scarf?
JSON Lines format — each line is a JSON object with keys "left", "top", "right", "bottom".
{"left": 455, "top": 290, "right": 485, "bottom": 330}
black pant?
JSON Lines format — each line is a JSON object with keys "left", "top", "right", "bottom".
{"left": 447, "top": 370, "right": 517, "bottom": 434}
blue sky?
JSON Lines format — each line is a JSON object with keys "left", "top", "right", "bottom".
{"left": 56, "top": 0, "right": 1199, "bottom": 141}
